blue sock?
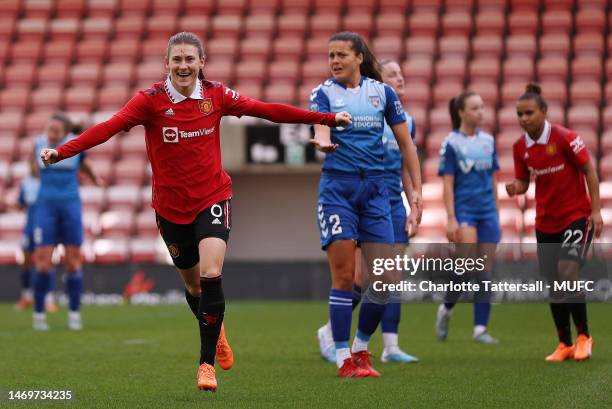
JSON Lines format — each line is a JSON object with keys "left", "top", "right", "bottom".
{"left": 329, "top": 288, "right": 352, "bottom": 349}
{"left": 352, "top": 284, "right": 362, "bottom": 311}
{"left": 66, "top": 271, "right": 83, "bottom": 312}
{"left": 474, "top": 303, "right": 491, "bottom": 327}
{"left": 20, "top": 268, "right": 32, "bottom": 290}
{"left": 33, "top": 272, "right": 51, "bottom": 313}
{"left": 381, "top": 302, "right": 401, "bottom": 333}
{"left": 357, "top": 293, "right": 385, "bottom": 337}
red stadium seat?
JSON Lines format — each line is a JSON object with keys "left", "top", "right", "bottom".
{"left": 204, "top": 60, "right": 234, "bottom": 85}
{"left": 378, "top": 0, "right": 409, "bottom": 13}
{"left": 471, "top": 35, "right": 503, "bottom": 59}
{"left": 183, "top": 0, "right": 214, "bottom": 14}
{"left": 240, "top": 37, "right": 272, "bottom": 62}
{"left": 506, "top": 35, "right": 537, "bottom": 58}
{"left": 272, "top": 37, "right": 303, "bottom": 62}
{"left": 16, "top": 18, "right": 47, "bottom": 42}
{"left": 468, "top": 81, "right": 499, "bottom": 107}
{"left": 93, "top": 238, "right": 129, "bottom": 263}
{"left": 403, "top": 83, "right": 431, "bottom": 107}
{"left": 211, "top": 15, "right": 243, "bottom": 40}
{"left": 4, "top": 63, "right": 37, "bottom": 87}
{"left": 176, "top": 16, "right": 209, "bottom": 40}
{"left": 80, "top": 17, "right": 113, "bottom": 41}
{"left": 408, "top": 12, "right": 439, "bottom": 37}
{"left": 442, "top": 12, "right": 472, "bottom": 36}
{"left": 301, "top": 61, "right": 331, "bottom": 85}
{"left": 249, "top": 0, "right": 280, "bottom": 15}
{"left": 402, "top": 58, "right": 434, "bottom": 84}
{"left": 97, "top": 86, "right": 131, "bottom": 111}
{"left": 567, "top": 106, "right": 600, "bottom": 133}
{"left": 497, "top": 104, "right": 520, "bottom": 130}
{"left": 75, "top": 39, "right": 109, "bottom": 64}
{"left": 375, "top": 14, "right": 406, "bottom": 37}
{"left": 42, "top": 39, "right": 75, "bottom": 63}
{"left": 146, "top": 15, "right": 178, "bottom": 40}
{"left": 114, "top": 15, "right": 146, "bottom": 39}
{"left": 69, "top": 63, "right": 102, "bottom": 87}
{"left": 0, "top": 87, "right": 31, "bottom": 112}
{"left": 30, "top": 87, "right": 64, "bottom": 111}
{"left": 232, "top": 83, "right": 263, "bottom": 100}
{"left": 0, "top": 212, "right": 26, "bottom": 239}
{"left": 24, "top": 111, "right": 54, "bottom": 138}
{"left": 569, "top": 81, "right": 602, "bottom": 106}
{"left": 101, "top": 62, "right": 135, "bottom": 87}
{"left": 372, "top": 37, "right": 403, "bottom": 61}
{"left": 0, "top": 18, "right": 16, "bottom": 47}
{"left": 80, "top": 186, "right": 106, "bottom": 212}
{"left": 206, "top": 38, "right": 239, "bottom": 63}
{"left": 0, "top": 112, "right": 24, "bottom": 136}
{"left": 0, "top": 136, "right": 17, "bottom": 161}
{"left": 312, "top": 0, "right": 345, "bottom": 13}
{"left": 432, "top": 81, "right": 463, "bottom": 108}
{"left": 537, "top": 56, "right": 568, "bottom": 82}
{"left": 435, "top": 58, "right": 467, "bottom": 83}
{"left": 64, "top": 86, "right": 97, "bottom": 112}
{"left": 217, "top": 0, "right": 248, "bottom": 15}
{"left": 539, "top": 34, "right": 570, "bottom": 57}
{"left": 310, "top": 14, "right": 342, "bottom": 40}
{"left": 602, "top": 107, "right": 612, "bottom": 129}
{"left": 16, "top": 136, "right": 35, "bottom": 158}
{"left": 135, "top": 210, "right": 158, "bottom": 237}
{"left": 342, "top": 13, "right": 373, "bottom": 38}
{"left": 87, "top": 0, "right": 117, "bottom": 17}
{"left": 536, "top": 81, "right": 567, "bottom": 106}
{"left": 474, "top": 10, "right": 506, "bottom": 36}
{"left": 502, "top": 57, "right": 535, "bottom": 82}
{"left": 130, "top": 238, "right": 160, "bottom": 262}
{"left": 428, "top": 105, "right": 454, "bottom": 133}
{"left": 507, "top": 11, "right": 539, "bottom": 35}
{"left": 100, "top": 210, "right": 135, "bottom": 237}
{"left": 600, "top": 153, "right": 612, "bottom": 181}
{"left": 235, "top": 61, "right": 267, "bottom": 85}
{"left": 499, "top": 208, "right": 523, "bottom": 236}
{"left": 573, "top": 33, "right": 605, "bottom": 58}
{"left": 297, "top": 84, "right": 316, "bottom": 108}
{"left": 546, "top": 104, "right": 566, "bottom": 125}
{"left": 264, "top": 84, "right": 297, "bottom": 105}
{"left": 268, "top": 61, "right": 300, "bottom": 84}
{"left": 118, "top": 128, "right": 145, "bottom": 157}
{"left": 56, "top": 0, "right": 86, "bottom": 18}
{"left": 118, "top": 0, "right": 151, "bottom": 15}
{"left": 48, "top": 18, "right": 80, "bottom": 41}
{"left": 151, "top": 0, "right": 183, "bottom": 15}
{"left": 541, "top": 10, "right": 572, "bottom": 34}
{"left": 140, "top": 37, "right": 169, "bottom": 62}
{"left": 468, "top": 59, "right": 501, "bottom": 83}
{"left": 108, "top": 38, "right": 140, "bottom": 63}
{"left": 86, "top": 136, "right": 119, "bottom": 161}
{"left": 135, "top": 62, "right": 165, "bottom": 84}
{"left": 571, "top": 56, "right": 603, "bottom": 82}
{"left": 438, "top": 36, "right": 469, "bottom": 59}
{"left": 244, "top": 14, "right": 276, "bottom": 39}
{"left": 422, "top": 157, "right": 440, "bottom": 183}
{"left": 9, "top": 40, "right": 43, "bottom": 64}
{"left": 543, "top": 0, "right": 573, "bottom": 11}
{"left": 23, "top": 0, "right": 53, "bottom": 20}
{"left": 405, "top": 37, "right": 437, "bottom": 60}
{"left": 106, "top": 185, "right": 142, "bottom": 209}
{"left": 412, "top": 0, "right": 442, "bottom": 12}
{"left": 276, "top": 14, "right": 308, "bottom": 39}
{"left": 575, "top": 9, "right": 605, "bottom": 33}
{"left": 113, "top": 159, "right": 147, "bottom": 186}
{"left": 346, "top": 0, "right": 374, "bottom": 12}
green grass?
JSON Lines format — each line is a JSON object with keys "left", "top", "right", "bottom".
{"left": 0, "top": 302, "right": 610, "bottom": 409}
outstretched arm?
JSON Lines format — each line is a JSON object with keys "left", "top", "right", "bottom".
{"left": 243, "top": 100, "right": 351, "bottom": 127}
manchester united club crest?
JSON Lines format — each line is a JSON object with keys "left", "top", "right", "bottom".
{"left": 546, "top": 143, "right": 557, "bottom": 156}
{"left": 369, "top": 96, "right": 381, "bottom": 107}
{"left": 167, "top": 244, "right": 180, "bottom": 258}
{"left": 199, "top": 98, "right": 213, "bottom": 115}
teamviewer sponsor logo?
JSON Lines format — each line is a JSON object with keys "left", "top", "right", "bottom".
{"left": 163, "top": 127, "right": 179, "bottom": 143}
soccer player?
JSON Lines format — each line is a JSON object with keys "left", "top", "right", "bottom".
{"left": 316, "top": 59, "right": 420, "bottom": 364}
{"left": 310, "top": 32, "right": 422, "bottom": 377}
{"left": 40, "top": 32, "right": 351, "bottom": 391}
{"left": 32, "top": 113, "right": 99, "bottom": 331}
{"left": 435, "top": 91, "right": 500, "bottom": 344}
{"left": 506, "top": 83, "right": 602, "bottom": 361}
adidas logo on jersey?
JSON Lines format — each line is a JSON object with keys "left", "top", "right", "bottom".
{"left": 212, "top": 218, "right": 222, "bottom": 225}
{"left": 165, "top": 108, "right": 175, "bottom": 116}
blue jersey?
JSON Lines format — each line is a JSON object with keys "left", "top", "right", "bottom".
{"left": 310, "top": 76, "right": 406, "bottom": 173}
{"left": 438, "top": 130, "right": 499, "bottom": 218}
{"left": 34, "top": 134, "right": 83, "bottom": 203}
{"left": 18, "top": 175, "right": 40, "bottom": 219}
{"left": 382, "top": 115, "right": 416, "bottom": 201}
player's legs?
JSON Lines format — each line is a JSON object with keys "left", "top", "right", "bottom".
{"left": 33, "top": 245, "right": 54, "bottom": 330}
{"left": 64, "top": 245, "right": 83, "bottom": 330}
{"left": 15, "top": 249, "right": 34, "bottom": 311}
{"left": 436, "top": 223, "right": 477, "bottom": 341}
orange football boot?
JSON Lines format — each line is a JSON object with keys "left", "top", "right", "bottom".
{"left": 15, "top": 297, "right": 32, "bottom": 311}
{"left": 545, "top": 342, "right": 575, "bottom": 362}
{"left": 337, "top": 357, "right": 370, "bottom": 378}
{"left": 197, "top": 363, "right": 217, "bottom": 391}
{"left": 351, "top": 351, "right": 381, "bottom": 377}
{"left": 216, "top": 323, "right": 234, "bottom": 370}
{"left": 574, "top": 334, "right": 593, "bottom": 361}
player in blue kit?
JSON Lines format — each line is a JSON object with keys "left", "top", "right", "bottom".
{"left": 316, "top": 59, "right": 420, "bottom": 364}
{"left": 32, "top": 113, "right": 99, "bottom": 331}
{"left": 436, "top": 91, "right": 500, "bottom": 343}
{"left": 310, "top": 32, "right": 422, "bottom": 377}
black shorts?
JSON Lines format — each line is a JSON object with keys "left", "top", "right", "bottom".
{"left": 156, "top": 199, "right": 232, "bottom": 269}
{"left": 536, "top": 218, "right": 593, "bottom": 278}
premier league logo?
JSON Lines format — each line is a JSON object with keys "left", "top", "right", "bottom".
{"left": 369, "top": 96, "right": 381, "bottom": 107}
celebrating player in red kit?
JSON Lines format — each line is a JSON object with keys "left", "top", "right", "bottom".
{"left": 40, "top": 32, "right": 352, "bottom": 392}
{"left": 506, "top": 83, "right": 603, "bottom": 362}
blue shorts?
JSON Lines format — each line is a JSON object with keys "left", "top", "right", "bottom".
{"left": 390, "top": 198, "right": 408, "bottom": 244}
{"left": 456, "top": 212, "right": 501, "bottom": 244}
{"left": 317, "top": 172, "right": 394, "bottom": 250}
{"left": 34, "top": 200, "right": 83, "bottom": 247}
{"left": 21, "top": 221, "right": 36, "bottom": 252}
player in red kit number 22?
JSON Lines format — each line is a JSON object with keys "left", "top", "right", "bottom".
{"left": 506, "top": 83, "right": 603, "bottom": 363}
{"left": 40, "top": 32, "right": 352, "bottom": 392}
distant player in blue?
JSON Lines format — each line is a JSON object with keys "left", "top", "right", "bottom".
{"left": 436, "top": 91, "right": 500, "bottom": 344}
{"left": 32, "top": 113, "right": 99, "bottom": 331}
{"left": 316, "top": 59, "right": 420, "bottom": 365}
{"left": 310, "top": 32, "right": 422, "bottom": 377}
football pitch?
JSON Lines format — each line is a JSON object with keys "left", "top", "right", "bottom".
{"left": 1, "top": 302, "right": 610, "bottom": 409}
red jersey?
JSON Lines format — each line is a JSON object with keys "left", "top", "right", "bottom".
{"left": 512, "top": 121, "right": 592, "bottom": 233}
{"left": 56, "top": 79, "right": 337, "bottom": 223}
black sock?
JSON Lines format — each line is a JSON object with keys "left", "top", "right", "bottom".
{"left": 198, "top": 276, "right": 225, "bottom": 366}
{"left": 184, "top": 289, "right": 200, "bottom": 319}
{"left": 352, "top": 284, "right": 362, "bottom": 311}
{"left": 570, "top": 303, "right": 589, "bottom": 337}
{"left": 550, "top": 303, "right": 572, "bottom": 345}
